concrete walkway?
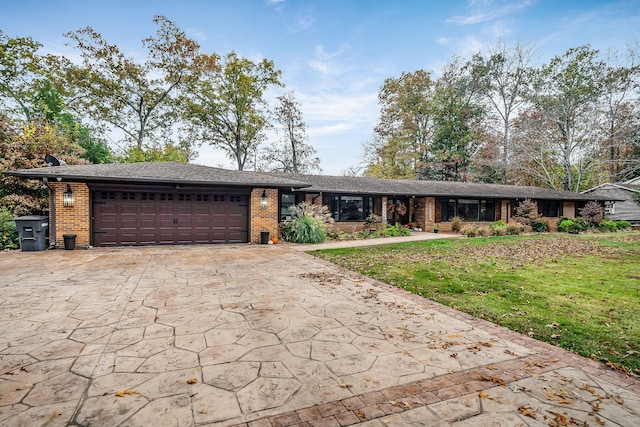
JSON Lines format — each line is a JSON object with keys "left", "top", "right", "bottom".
{"left": 285, "top": 231, "right": 461, "bottom": 251}
{"left": 0, "top": 243, "right": 638, "bottom": 426}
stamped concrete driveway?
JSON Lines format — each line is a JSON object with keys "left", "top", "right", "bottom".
{"left": 0, "top": 243, "right": 638, "bottom": 426}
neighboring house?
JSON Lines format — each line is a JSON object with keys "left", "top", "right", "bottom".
{"left": 582, "top": 177, "right": 640, "bottom": 225}
{"left": 4, "top": 162, "right": 614, "bottom": 248}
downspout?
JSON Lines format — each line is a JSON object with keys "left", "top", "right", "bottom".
{"left": 43, "top": 177, "right": 56, "bottom": 248}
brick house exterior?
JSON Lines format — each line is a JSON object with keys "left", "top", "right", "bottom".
{"left": 4, "top": 162, "right": 614, "bottom": 248}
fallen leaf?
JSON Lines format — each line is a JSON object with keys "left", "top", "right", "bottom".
{"left": 186, "top": 378, "right": 198, "bottom": 384}
{"left": 518, "top": 405, "right": 536, "bottom": 419}
{"left": 478, "top": 391, "right": 490, "bottom": 399}
{"left": 486, "top": 364, "right": 497, "bottom": 370}
{"left": 52, "top": 410, "right": 63, "bottom": 418}
{"left": 591, "top": 401, "right": 600, "bottom": 412}
{"left": 547, "top": 411, "right": 568, "bottom": 426}
{"left": 356, "top": 409, "right": 366, "bottom": 419}
{"left": 450, "top": 353, "right": 458, "bottom": 358}
{"left": 480, "top": 375, "right": 506, "bottom": 386}
{"left": 115, "top": 389, "right": 139, "bottom": 397}
{"left": 610, "top": 395, "right": 624, "bottom": 405}
{"left": 339, "top": 383, "right": 353, "bottom": 389}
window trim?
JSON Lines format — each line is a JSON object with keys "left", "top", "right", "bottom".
{"left": 331, "top": 194, "right": 374, "bottom": 222}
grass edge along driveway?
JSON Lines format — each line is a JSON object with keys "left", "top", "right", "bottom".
{"left": 310, "top": 232, "right": 640, "bottom": 375}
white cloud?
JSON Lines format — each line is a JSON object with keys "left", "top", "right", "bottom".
{"left": 447, "top": 0, "right": 536, "bottom": 25}
{"left": 186, "top": 28, "right": 208, "bottom": 42}
{"left": 306, "top": 44, "right": 350, "bottom": 77}
{"left": 294, "top": 17, "right": 315, "bottom": 32}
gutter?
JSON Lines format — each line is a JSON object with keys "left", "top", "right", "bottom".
{"left": 42, "top": 177, "right": 56, "bottom": 248}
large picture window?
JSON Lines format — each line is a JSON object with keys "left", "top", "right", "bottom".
{"left": 539, "top": 200, "right": 562, "bottom": 217}
{"left": 440, "top": 198, "right": 496, "bottom": 222}
{"left": 331, "top": 195, "right": 374, "bottom": 221}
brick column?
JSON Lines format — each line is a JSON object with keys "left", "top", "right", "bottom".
{"left": 250, "top": 188, "right": 279, "bottom": 244}
{"left": 50, "top": 182, "right": 91, "bottom": 247}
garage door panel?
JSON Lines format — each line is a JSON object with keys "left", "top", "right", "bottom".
{"left": 93, "top": 189, "right": 248, "bottom": 246}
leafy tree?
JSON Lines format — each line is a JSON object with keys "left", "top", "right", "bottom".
{"left": 32, "top": 80, "right": 112, "bottom": 163}
{"left": 50, "top": 15, "right": 200, "bottom": 158}
{"left": 183, "top": 51, "right": 282, "bottom": 170}
{"left": 368, "top": 70, "right": 434, "bottom": 179}
{"left": 261, "top": 92, "right": 320, "bottom": 173}
{"left": 119, "top": 140, "right": 194, "bottom": 163}
{"left": 426, "top": 58, "right": 485, "bottom": 181}
{"left": 524, "top": 45, "right": 606, "bottom": 191}
{"left": 0, "top": 118, "right": 87, "bottom": 215}
{"left": 0, "top": 30, "right": 43, "bottom": 121}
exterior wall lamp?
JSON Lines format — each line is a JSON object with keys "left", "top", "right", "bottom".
{"left": 63, "top": 184, "right": 74, "bottom": 207}
{"left": 260, "top": 190, "right": 268, "bottom": 209}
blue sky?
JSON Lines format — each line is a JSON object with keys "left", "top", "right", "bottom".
{"left": 2, "top": 0, "right": 639, "bottom": 174}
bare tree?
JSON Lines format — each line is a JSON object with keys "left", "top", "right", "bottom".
{"left": 262, "top": 92, "right": 320, "bottom": 173}
{"left": 470, "top": 41, "right": 534, "bottom": 183}
{"left": 599, "top": 43, "right": 640, "bottom": 182}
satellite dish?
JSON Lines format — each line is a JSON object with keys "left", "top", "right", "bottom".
{"left": 45, "top": 154, "right": 61, "bottom": 167}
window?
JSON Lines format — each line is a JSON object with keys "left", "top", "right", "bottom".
{"left": 539, "top": 200, "right": 561, "bottom": 217}
{"left": 331, "top": 195, "right": 373, "bottom": 222}
{"left": 280, "top": 193, "right": 297, "bottom": 221}
{"left": 440, "top": 198, "right": 497, "bottom": 222}
{"left": 457, "top": 199, "right": 479, "bottom": 221}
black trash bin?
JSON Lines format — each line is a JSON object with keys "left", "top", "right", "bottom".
{"left": 63, "top": 234, "right": 77, "bottom": 250}
{"left": 14, "top": 216, "right": 48, "bottom": 251}
{"left": 260, "top": 231, "right": 270, "bottom": 244}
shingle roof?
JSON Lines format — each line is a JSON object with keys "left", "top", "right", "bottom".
{"left": 270, "top": 173, "right": 614, "bottom": 202}
{"left": 3, "top": 162, "right": 310, "bottom": 189}
{"left": 3, "top": 162, "right": 615, "bottom": 201}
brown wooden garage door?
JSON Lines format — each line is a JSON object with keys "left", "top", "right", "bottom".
{"left": 92, "top": 189, "right": 249, "bottom": 246}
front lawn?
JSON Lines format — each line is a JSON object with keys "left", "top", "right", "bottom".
{"left": 311, "top": 233, "right": 640, "bottom": 375}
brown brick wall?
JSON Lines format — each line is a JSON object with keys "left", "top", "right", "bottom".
{"left": 250, "top": 188, "right": 279, "bottom": 244}
{"left": 563, "top": 201, "right": 576, "bottom": 219}
{"left": 50, "top": 182, "right": 91, "bottom": 248}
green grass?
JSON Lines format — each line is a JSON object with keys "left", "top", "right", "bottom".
{"left": 311, "top": 233, "right": 640, "bottom": 374}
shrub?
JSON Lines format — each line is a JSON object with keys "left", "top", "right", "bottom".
{"left": 280, "top": 202, "right": 334, "bottom": 244}
{"left": 380, "top": 223, "right": 411, "bottom": 237}
{"left": 558, "top": 219, "right": 584, "bottom": 234}
{"left": 614, "top": 220, "right": 631, "bottom": 230}
{"left": 531, "top": 218, "right": 549, "bottom": 232}
{"left": 491, "top": 225, "right": 507, "bottom": 236}
{"left": 573, "top": 217, "right": 589, "bottom": 230}
{"left": 579, "top": 201, "right": 604, "bottom": 226}
{"left": 489, "top": 220, "right": 507, "bottom": 236}
{"left": 364, "top": 214, "right": 384, "bottom": 231}
{"left": 0, "top": 208, "right": 19, "bottom": 250}
{"left": 558, "top": 219, "right": 574, "bottom": 233}
{"left": 463, "top": 226, "right": 478, "bottom": 237}
{"left": 450, "top": 216, "right": 464, "bottom": 233}
{"left": 507, "top": 222, "right": 523, "bottom": 235}
{"left": 477, "top": 226, "right": 490, "bottom": 237}
{"left": 513, "top": 199, "right": 539, "bottom": 225}
{"left": 598, "top": 220, "right": 617, "bottom": 232}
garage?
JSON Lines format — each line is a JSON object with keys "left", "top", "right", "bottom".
{"left": 3, "top": 161, "right": 310, "bottom": 247}
{"left": 92, "top": 188, "right": 249, "bottom": 246}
